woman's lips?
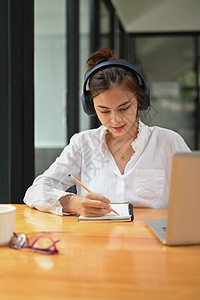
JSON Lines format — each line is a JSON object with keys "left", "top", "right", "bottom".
{"left": 112, "top": 125, "right": 125, "bottom": 131}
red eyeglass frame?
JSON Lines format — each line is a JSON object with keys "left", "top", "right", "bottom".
{"left": 9, "top": 232, "right": 60, "bottom": 255}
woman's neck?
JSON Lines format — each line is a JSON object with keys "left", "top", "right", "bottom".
{"left": 106, "top": 120, "right": 139, "bottom": 144}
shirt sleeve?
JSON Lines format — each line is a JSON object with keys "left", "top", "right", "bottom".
{"left": 171, "top": 131, "right": 191, "bottom": 153}
{"left": 23, "top": 133, "right": 82, "bottom": 215}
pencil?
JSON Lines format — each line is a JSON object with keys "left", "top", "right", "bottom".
{"left": 68, "top": 174, "right": 119, "bottom": 216}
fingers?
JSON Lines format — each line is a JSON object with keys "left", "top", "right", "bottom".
{"left": 82, "top": 193, "right": 111, "bottom": 210}
{"left": 79, "top": 193, "right": 112, "bottom": 217}
{"left": 87, "top": 192, "right": 110, "bottom": 203}
{"left": 81, "top": 207, "right": 110, "bottom": 217}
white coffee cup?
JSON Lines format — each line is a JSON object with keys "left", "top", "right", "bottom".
{"left": 0, "top": 205, "right": 16, "bottom": 246}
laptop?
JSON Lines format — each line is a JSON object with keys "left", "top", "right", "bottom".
{"left": 145, "top": 152, "right": 200, "bottom": 245}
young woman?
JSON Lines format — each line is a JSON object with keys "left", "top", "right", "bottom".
{"left": 24, "top": 47, "right": 190, "bottom": 216}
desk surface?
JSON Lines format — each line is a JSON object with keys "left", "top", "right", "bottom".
{"left": 0, "top": 205, "right": 200, "bottom": 300}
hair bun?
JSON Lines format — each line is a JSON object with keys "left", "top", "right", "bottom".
{"left": 86, "top": 47, "right": 117, "bottom": 73}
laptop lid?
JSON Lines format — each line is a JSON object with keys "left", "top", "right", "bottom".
{"left": 165, "top": 152, "right": 200, "bottom": 245}
{"left": 145, "top": 152, "right": 200, "bottom": 245}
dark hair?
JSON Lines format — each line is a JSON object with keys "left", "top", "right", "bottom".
{"left": 86, "top": 47, "right": 150, "bottom": 110}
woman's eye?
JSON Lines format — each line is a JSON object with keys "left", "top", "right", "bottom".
{"left": 120, "top": 106, "right": 130, "bottom": 111}
{"left": 100, "top": 105, "right": 131, "bottom": 114}
{"left": 100, "top": 111, "right": 109, "bottom": 114}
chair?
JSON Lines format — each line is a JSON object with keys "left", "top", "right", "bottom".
{"left": 66, "top": 185, "right": 77, "bottom": 194}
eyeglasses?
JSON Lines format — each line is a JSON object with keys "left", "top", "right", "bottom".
{"left": 9, "top": 232, "right": 60, "bottom": 255}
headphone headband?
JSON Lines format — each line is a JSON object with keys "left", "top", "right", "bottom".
{"left": 81, "top": 60, "right": 150, "bottom": 116}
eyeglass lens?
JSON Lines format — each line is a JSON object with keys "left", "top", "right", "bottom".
{"left": 10, "top": 233, "right": 28, "bottom": 249}
{"left": 31, "top": 236, "right": 59, "bottom": 254}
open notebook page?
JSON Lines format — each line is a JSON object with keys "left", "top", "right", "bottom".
{"left": 78, "top": 203, "right": 133, "bottom": 222}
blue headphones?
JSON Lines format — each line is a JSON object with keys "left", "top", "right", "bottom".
{"left": 81, "top": 60, "right": 150, "bottom": 116}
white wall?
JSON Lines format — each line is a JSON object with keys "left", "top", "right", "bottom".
{"left": 111, "top": 0, "right": 200, "bottom": 32}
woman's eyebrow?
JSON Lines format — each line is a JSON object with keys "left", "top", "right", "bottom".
{"left": 97, "top": 100, "right": 131, "bottom": 109}
{"left": 118, "top": 100, "right": 131, "bottom": 108}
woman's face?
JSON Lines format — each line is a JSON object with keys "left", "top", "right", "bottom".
{"left": 93, "top": 86, "right": 138, "bottom": 138}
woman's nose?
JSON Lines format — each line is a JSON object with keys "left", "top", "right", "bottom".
{"left": 110, "top": 111, "right": 121, "bottom": 123}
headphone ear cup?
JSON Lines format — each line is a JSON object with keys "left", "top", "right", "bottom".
{"left": 81, "top": 91, "right": 96, "bottom": 116}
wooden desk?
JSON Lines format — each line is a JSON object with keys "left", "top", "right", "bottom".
{"left": 0, "top": 205, "right": 199, "bottom": 300}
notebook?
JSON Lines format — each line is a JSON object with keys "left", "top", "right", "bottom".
{"left": 145, "top": 152, "right": 200, "bottom": 245}
{"left": 78, "top": 203, "right": 133, "bottom": 222}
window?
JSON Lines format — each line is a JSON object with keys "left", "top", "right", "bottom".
{"left": 132, "top": 35, "right": 199, "bottom": 150}
{"left": 34, "top": 0, "right": 66, "bottom": 175}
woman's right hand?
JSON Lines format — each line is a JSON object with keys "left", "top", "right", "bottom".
{"left": 59, "top": 192, "right": 112, "bottom": 217}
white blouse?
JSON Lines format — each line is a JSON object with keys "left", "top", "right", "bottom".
{"left": 23, "top": 121, "right": 191, "bottom": 215}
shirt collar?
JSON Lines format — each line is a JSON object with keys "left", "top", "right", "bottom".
{"left": 131, "top": 120, "right": 146, "bottom": 151}
{"left": 99, "top": 119, "right": 147, "bottom": 156}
